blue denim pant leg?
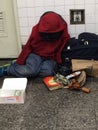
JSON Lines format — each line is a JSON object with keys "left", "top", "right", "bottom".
{"left": 39, "top": 59, "right": 57, "bottom": 77}
{"left": 7, "top": 53, "right": 43, "bottom": 77}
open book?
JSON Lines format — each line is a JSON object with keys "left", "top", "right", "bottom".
{"left": 43, "top": 76, "right": 63, "bottom": 91}
{"left": 43, "top": 71, "right": 82, "bottom": 91}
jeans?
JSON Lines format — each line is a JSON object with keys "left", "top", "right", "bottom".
{"left": 7, "top": 53, "right": 57, "bottom": 77}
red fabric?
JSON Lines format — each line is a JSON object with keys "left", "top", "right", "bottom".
{"left": 39, "top": 13, "right": 66, "bottom": 33}
{"left": 16, "top": 12, "right": 70, "bottom": 65}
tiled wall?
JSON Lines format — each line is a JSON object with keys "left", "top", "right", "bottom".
{"left": 16, "top": 0, "right": 98, "bottom": 45}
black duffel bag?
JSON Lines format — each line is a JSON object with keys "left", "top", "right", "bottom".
{"left": 62, "top": 32, "right": 98, "bottom": 60}
{"left": 57, "top": 32, "right": 98, "bottom": 76}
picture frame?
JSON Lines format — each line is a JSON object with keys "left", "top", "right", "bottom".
{"left": 70, "top": 9, "right": 85, "bottom": 24}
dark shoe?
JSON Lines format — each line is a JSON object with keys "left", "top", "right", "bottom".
{"left": 0, "top": 64, "right": 10, "bottom": 77}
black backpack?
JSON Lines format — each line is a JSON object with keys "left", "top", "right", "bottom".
{"left": 78, "top": 32, "right": 98, "bottom": 42}
{"left": 62, "top": 32, "right": 98, "bottom": 60}
{"left": 57, "top": 32, "right": 98, "bottom": 76}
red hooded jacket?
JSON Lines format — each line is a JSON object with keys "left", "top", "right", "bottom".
{"left": 16, "top": 12, "right": 70, "bottom": 65}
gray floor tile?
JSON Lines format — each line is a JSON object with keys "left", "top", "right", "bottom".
{"left": 0, "top": 60, "right": 98, "bottom": 130}
{"left": 55, "top": 108, "right": 96, "bottom": 130}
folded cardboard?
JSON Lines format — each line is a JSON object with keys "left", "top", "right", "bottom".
{"left": 91, "top": 60, "right": 98, "bottom": 77}
{"left": 0, "top": 78, "right": 27, "bottom": 104}
{"left": 72, "top": 59, "right": 98, "bottom": 77}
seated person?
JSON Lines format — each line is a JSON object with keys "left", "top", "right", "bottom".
{"left": 0, "top": 11, "right": 70, "bottom": 78}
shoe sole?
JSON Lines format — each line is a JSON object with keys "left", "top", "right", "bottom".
{"left": 0, "top": 64, "right": 10, "bottom": 68}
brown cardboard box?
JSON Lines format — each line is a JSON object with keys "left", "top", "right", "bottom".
{"left": 92, "top": 60, "right": 98, "bottom": 77}
{"left": 72, "top": 59, "right": 98, "bottom": 77}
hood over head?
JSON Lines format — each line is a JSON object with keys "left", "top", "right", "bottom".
{"left": 39, "top": 12, "right": 65, "bottom": 33}
{"left": 16, "top": 12, "right": 70, "bottom": 65}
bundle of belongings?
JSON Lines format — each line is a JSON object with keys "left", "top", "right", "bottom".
{"left": 53, "top": 71, "right": 90, "bottom": 93}
{"left": 60, "top": 32, "right": 98, "bottom": 78}
{"left": 47, "top": 32, "right": 98, "bottom": 93}
{"left": 43, "top": 70, "right": 90, "bottom": 93}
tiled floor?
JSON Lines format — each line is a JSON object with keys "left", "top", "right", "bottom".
{"left": 0, "top": 60, "right": 98, "bottom": 130}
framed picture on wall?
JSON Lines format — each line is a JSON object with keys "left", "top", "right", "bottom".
{"left": 70, "top": 9, "right": 85, "bottom": 24}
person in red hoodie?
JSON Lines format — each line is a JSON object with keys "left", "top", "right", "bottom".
{"left": 0, "top": 11, "right": 70, "bottom": 77}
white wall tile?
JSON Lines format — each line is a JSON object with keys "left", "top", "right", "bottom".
{"left": 16, "top": 0, "right": 98, "bottom": 45}
{"left": 95, "top": 0, "right": 98, "bottom": 3}
{"left": 85, "top": 0, "right": 95, "bottom": 4}
{"left": 54, "top": 0, "right": 65, "bottom": 5}
{"left": 27, "top": 8, "right": 36, "bottom": 17}
{"left": 74, "top": 5, "right": 85, "bottom": 9}
{"left": 65, "top": 5, "right": 75, "bottom": 15}
{"left": 28, "top": 17, "right": 36, "bottom": 27}
{"left": 75, "top": 33, "right": 79, "bottom": 38}
{"left": 96, "top": 15, "right": 98, "bottom": 23}
{"left": 65, "top": 0, "right": 75, "bottom": 5}
{"left": 85, "top": 15, "right": 96, "bottom": 24}
{"left": 95, "top": 24, "right": 98, "bottom": 33}
{"left": 35, "top": 7, "right": 45, "bottom": 17}
{"left": 85, "top": 4, "right": 95, "bottom": 15}
{"left": 28, "top": 27, "right": 33, "bottom": 35}
{"left": 95, "top": 4, "right": 98, "bottom": 14}
{"left": 20, "top": 27, "right": 29, "bottom": 36}
{"left": 75, "top": 0, "right": 84, "bottom": 5}
{"left": 54, "top": 6, "right": 65, "bottom": 15}
{"left": 36, "top": 16, "right": 41, "bottom": 24}
{"left": 19, "top": 18, "right": 28, "bottom": 27}
{"left": 26, "top": 0, "right": 35, "bottom": 7}
{"left": 35, "top": 0, "right": 45, "bottom": 6}
{"left": 69, "top": 25, "right": 76, "bottom": 34}
{"left": 44, "top": 6, "right": 54, "bottom": 12}
{"left": 44, "top": 0, "right": 54, "bottom": 6}
{"left": 65, "top": 15, "right": 70, "bottom": 25}
{"left": 70, "top": 33, "right": 77, "bottom": 38}
{"left": 75, "top": 25, "right": 85, "bottom": 34}
{"left": 85, "top": 24, "right": 96, "bottom": 33}
{"left": 18, "top": 8, "right": 28, "bottom": 18}
{"left": 21, "top": 36, "right": 28, "bottom": 45}
{"left": 17, "top": 0, "right": 27, "bottom": 7}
